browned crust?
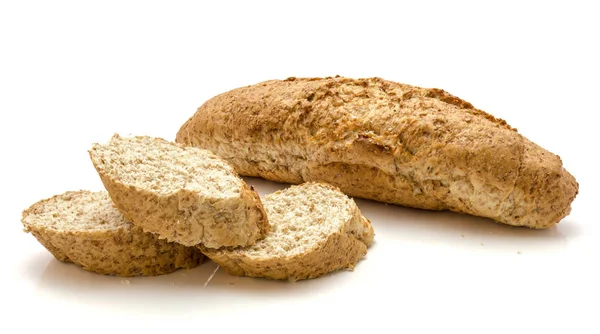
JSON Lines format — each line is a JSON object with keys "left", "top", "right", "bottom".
{"left": 202, "top": 184, "right": 374, "bottom": 281}
{"left": 88, "top": 136, "right": 269, "bottom": 248}
{"left": 21, "top": 191, "right": 204, "bottom": 276}
{"left": 204, "top": 229, "right": 368, "bottom": 281}
{"left": 176, "top": 76, "right": 578, "bottom": 228}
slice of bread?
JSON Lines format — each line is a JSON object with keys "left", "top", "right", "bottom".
{"left": 89, "top": 134, "right": 268, "bottom": 248}
{"left": 21, "top": 190, "right": 203, "bottom": 276}
{"left": 202, "top": 183, "right": 375, "bottom": 281}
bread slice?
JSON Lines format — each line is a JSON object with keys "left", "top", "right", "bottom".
{"left": 21, "top": 190, "right": 203, "bottom": 276}
{"left": 202, "top": 183, "right": 374, "bottom": 281}
{"left": 89, "top": 134, "right": 268, "bottom": 248}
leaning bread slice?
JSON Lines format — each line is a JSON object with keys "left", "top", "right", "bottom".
{"left": 21, "top": 190, "right": 203, "bottom": 276}
{"left": 89, "top": 134, "right": 268, "bottom": 248}
{"left": 202, "top": 183, "right": 375, "bottom": 281}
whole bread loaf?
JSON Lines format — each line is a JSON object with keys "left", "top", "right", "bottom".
{"left": 176, "top": 77, "right": 578, "bottom": 228}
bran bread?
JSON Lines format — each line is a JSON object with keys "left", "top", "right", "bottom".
{"left": 176, "top": 76, "right": 578, "bottom": 228}
{"left": 21, "top": 190, "right": 203, "bottom": 276}
{"left": 89, "top": 134, "right": 269, "bottom": 248}
{"left": 202, "top": 183, "right": 374, "bottom": 281}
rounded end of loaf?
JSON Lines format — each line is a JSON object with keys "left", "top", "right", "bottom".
{"left": 499, "top": 140, "right": 578, "bottom": 229}
{"left": 175, "top": 121, "right": 189, "bottom": 145}
{"left": 175, "top": 115, "right": 197, "bottom": 147}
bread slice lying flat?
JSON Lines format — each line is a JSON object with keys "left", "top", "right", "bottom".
{"left": 89, "top": 134, "right": 269, "bottom": 248}
{"left": 202, "top": 183, "right": 374, "bottom": 281}
{"left": 21, "top": 190, "right": 203, "bottom": 276}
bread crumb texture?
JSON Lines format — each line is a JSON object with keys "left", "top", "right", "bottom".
{"left": 176, "top": 76, "right": 578, "bottom": 228}
{"left": 91, "top": 134, "right": 240, "bottom": 197}
{"left": 21, "top": 190, "right": 203, "bottom": 276}
{"left": 89, "top": 134, "right": 269, "bottom": 248}
{"left": 203, "top": 182, "right": 374, "bottom": 281}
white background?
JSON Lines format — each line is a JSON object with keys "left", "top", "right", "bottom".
{"left": 1, "top": 1, "right": 598, "bottom": 333}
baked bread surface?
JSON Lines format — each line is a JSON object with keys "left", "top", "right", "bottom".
{"left": 89, "top": 134, "right": 269, "bottom": 248}
{"left": 202, "top": 182, "right": 374, "bottom": 281}
{"left": 21, "top": 190, "right": 204, "bottom": 276}
{"left": 176, "top": 76, "right": 578, "bottom": 228}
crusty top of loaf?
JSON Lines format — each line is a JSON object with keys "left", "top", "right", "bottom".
{"left": 179, "top": 76, "right": 523, "bottom": 196}
{"left": 188, "top": 76, "right": 515, "bottom": 141}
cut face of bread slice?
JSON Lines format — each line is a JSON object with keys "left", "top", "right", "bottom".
{"left": 21, "top": 191, "right": 203, "bottom": 276}
{"left": 89, "top": 134, "right": 269, "bottom": 248}
{"left": 202, "top": 183, "right": 375, "bottom": 281}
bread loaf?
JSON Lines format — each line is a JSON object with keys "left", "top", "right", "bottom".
{"left": 89, "top": 134, "right": 269, "bottom": 248}
{"left": 202, "top": 183, "right": 374, "bottom": 281}
{"left": 21, "top": 190, "right": 203, "bottom": 276}
{"left": 176, "top": 77, "right": 578, "bottom": 228}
